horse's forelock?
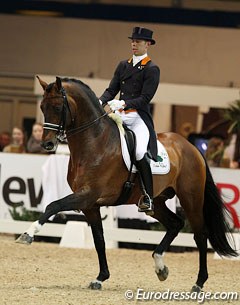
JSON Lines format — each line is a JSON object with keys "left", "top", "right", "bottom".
{"left": 45, "top": 82, "right": 55, "bottom": 94}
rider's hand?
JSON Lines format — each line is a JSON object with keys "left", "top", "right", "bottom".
{"left": 107, "top": 99, "right": 125, "bottom": 111}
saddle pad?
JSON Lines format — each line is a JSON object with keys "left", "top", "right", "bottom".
{"left": 120, "top": 132, "right": 170, "bottom": 175}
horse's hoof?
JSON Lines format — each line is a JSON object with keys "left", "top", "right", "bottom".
{"left": 155, "top": 265, "right": 169, "bottom": 281}
{"left": 88, "top": 280, "right": 102, "bottom": 290}
{"left": 15, "top": 233, "right": 33, "bottom": 245}
{"left": 191, "top": 284, "right": 202, "bottom": 293}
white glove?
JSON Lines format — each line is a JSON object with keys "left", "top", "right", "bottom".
{"left": 107, "top": 99, "right": 125, "bottom": 111}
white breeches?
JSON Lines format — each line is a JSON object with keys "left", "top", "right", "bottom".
{"left": 118, "top": 111, "right": 149, "bottom": 161}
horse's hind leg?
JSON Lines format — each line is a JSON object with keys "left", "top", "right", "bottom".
{"left": 83, "top": 208, "right": 110, "bottom": 290}
{"left": 151, "top": 196, "right": 184, "bottom": 281}
{"left": 192, "top": 228, "right": 208, "bottom": 292}
{"left": 178, "top": 192, "right": 208, "bottom": 291}
{"left": 186, "top": 209, "right": 208, "bottom": 292}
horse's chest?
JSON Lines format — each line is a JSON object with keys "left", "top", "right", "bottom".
{"left": 68, "top": 162, "right": 85, "bottom": 191}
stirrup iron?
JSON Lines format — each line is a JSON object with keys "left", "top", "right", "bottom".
{"left": 138, "top": 194, "right": 154, "bottom": 212}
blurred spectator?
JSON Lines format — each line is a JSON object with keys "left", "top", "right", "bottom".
{"left": 3, "top": 127, "right": 26, "bottom": 153}
{"left": 223, "top": 99, "right": 240, "bottom": 169}
{"left": 232, "top": 131, "right": 240, "bottom": 168}
{"left": 223, "top": 133, "right": 240, "bottom": 169}
{"left": 27, "top": 122, "right": 46, "bottom": 154}
{"left": 205, "top": 137, "right": 225, "bottom": 167}
{"left": 0, "top": 131, "right": 11, "bottom": 151}
{"left": 179, "top": 122, "right": 195, "bottom": 139}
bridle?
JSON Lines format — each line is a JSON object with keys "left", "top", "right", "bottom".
{"left": 43, "top": 87, "right": 73, "bottom": 141}
{"left": 43, "top": 86, "right": 108, "bottom": 142}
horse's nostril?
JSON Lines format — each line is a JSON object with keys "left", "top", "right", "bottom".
{"left": 41, "top": 141, "right": 54, "bottom": 151}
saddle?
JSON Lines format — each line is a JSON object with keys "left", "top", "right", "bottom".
{"left": 109, "top": 115, "right": 170, "bottom": 205}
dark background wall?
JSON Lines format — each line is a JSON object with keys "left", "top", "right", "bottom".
{"left": 1, "top": 0, "right": 240, "bottom": 134}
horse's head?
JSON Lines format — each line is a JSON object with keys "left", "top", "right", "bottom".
{"left": 37, "top": 76, "right": 74, "bottom": 152}
{"left": 38, "top": 75, "right": 108, "bottom": 152}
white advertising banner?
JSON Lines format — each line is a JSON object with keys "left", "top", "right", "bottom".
{"left": 0, "top": 153, "right": 47, "bottom": 219}
{"left": 0, "top": 153, "right": 240, "bottom": 228}
{"left": 0, "top": 153, "right": 117, "bottom": 234}
{"left": 211, "top": 167, "right": 240, "bottom": 228}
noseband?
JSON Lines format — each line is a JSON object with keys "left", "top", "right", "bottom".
{"left": 43, "top": 85, "right": 107, "bottom": 141}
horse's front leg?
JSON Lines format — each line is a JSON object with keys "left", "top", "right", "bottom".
{"left": 83, "top": 208, "right": 110, "bottom": 290}
{"left": 16, "top": 192, "right": 96, "bottom": 244}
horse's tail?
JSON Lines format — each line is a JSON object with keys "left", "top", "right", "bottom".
{"left": 203, "top": 161, "right": 238, "bottom": 257}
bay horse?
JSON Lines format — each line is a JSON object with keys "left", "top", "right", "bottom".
{"left": 16, "top": 76, "right": 237, "bottom": 291}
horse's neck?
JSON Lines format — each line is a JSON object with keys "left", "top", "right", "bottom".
{"left": 67, "top": 114, "right": 121, "bottom": 160}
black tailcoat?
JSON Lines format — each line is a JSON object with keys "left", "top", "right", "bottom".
{"left": 100, "top": 57, "right": 160, "bottom": 160}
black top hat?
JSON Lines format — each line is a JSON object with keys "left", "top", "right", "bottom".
{"left": 128, "top": 27, "right": 156, "bottom": 45}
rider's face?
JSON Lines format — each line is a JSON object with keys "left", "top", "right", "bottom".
{"left": 131, "top": 39, "right": 150, "bottom": 56}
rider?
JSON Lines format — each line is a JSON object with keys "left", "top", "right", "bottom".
{"left": 100, "top": 26, "right": 160, "bottom": 212}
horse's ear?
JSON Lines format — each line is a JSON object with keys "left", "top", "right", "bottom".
{"left": 56, "top": 77, "right": 62, "bottom": 91}
{"left": 36, "top": 75, "right": 48, "bottom": 91}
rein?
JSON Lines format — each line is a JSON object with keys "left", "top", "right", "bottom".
{"left": 67, "top": 112, "right": 108, "bottom": 137}
{"left": 43, "top": 86, "right": 108, "bottom": 141}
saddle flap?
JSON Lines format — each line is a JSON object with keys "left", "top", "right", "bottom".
{"left": 123, "top": 124, "right": 136, "bottom": 163}
{"left": 120, "top": 132, "right": 170, "bottom": 175}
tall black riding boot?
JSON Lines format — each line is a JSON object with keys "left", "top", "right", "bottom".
{"left": 136, "top": 155, "right": 154, "bottom": 212}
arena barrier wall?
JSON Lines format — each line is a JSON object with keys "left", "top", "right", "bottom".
{"left": 0, "top": 153, "right": 240, "bottom": 256}
{"left": 0, "top": 219, "right": 239, "bottom": 261}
